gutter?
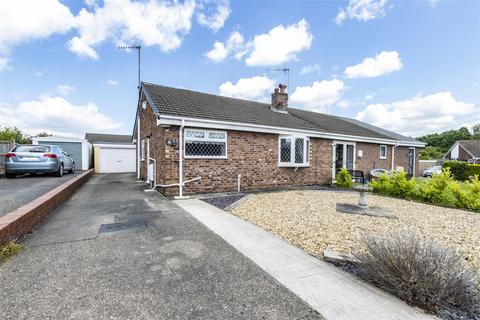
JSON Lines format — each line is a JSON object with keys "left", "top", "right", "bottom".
{"left": 156, "top": 114, "right": 426, "bottom": 148}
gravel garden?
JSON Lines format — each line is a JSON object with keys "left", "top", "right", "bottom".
{"left": 230, "top": 190, "right": 480, "bottom": 270}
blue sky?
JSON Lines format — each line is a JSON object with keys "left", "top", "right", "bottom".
{"left": 0, "top": 0, "right": 479, "bottom": 138}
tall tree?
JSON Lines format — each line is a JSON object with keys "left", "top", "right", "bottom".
{"left": 473, "top": 123, "right": 480, "bottom": 139}
{"left": 417, "top": 127, "right": 472, "bottom": 151}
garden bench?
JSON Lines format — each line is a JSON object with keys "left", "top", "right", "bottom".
{"left": 348, "top": 170, "right": 366, "bottom": 185}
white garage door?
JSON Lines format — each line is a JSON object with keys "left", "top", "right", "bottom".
{"left": 99, "top": 147, "right": 136, "bottom": 173}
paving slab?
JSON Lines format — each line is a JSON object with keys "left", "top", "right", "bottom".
{"left": 175, "top": 199, "right": 439, "bottom": 320}
{"left": 0, "top": 173, "right": 323, "bottom": 320}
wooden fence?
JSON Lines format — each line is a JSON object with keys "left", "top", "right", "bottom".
{"left": 0, "top": 141, "right": 15, "bottom": 175}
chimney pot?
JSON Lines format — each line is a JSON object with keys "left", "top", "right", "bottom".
{"left": 271, "top": 84, "right": 288, "bottom": 112}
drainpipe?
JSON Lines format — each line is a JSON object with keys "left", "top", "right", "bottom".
{"left": 391, "top": 143, "right": 399, "bottom": 171}
{"left": 237, "top": 174, "right": 241, "bottom": 192}
{"left": 137, "top": 116, "right": 141, "bottom": 179}
{"left": 179, "top": 119, "right": 185, "bottom": 197}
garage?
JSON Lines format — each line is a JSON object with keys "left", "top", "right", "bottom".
{"left": 94, "top": 145, "right": 135, "bottom": 173}
{"left": 32, "top": 136, "right": 92, "bottom": 170}
{"left": 85, "top": 133, "right": 135, "bottom": 173}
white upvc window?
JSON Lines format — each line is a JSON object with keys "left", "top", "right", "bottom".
{"left": 141, "top": 139, "right": 145, "bottom": 161}
{"left": 379, "top": 145, "right": 387, "bottom": 159}
{"left": 278, "top": 135, "right": 310, "bottom": 167}
{"left": 184, "top": 129, "right": 227, "bottom": 159}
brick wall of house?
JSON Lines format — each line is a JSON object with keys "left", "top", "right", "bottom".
{"left": 160, "top": 128, "right": 333, "bottom": 196}
{"left": 355, "top": 143, "right": 419, "bottom": 176}
{"left": 138, "top": 107, "right": 421, "bottom": 195}
{"left": 355, "top": 143, "right": 392, "bottom": 173}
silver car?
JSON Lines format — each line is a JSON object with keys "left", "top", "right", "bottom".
{"left": 423, "top": 165, "right": 442, "bottom": 177}
{"left": 4, "top": 144, "right": 75, "bottom": 178}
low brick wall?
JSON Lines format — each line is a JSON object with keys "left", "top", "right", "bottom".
{"left": 0, "top": 169, "right": 94, "bottom": 245}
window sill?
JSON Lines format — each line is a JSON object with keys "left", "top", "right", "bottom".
{"left": 278, "top": 163, "right": 310, "bottom": 168}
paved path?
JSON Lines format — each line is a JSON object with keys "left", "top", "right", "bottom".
{"left": 0, "top": 174, "right": 322, "bottom": 320}
{"left": 175, "top": 199, "right": 438, "bottom": 320}
{"left": 0, "top": 172, "right": 82, "bottom": 217}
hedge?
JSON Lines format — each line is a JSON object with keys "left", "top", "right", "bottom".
{"left": 369, "top": 169, "right": 480, "bottom": 212}
{"left": 442, "top": 161, "right": 480, "bottom": 181}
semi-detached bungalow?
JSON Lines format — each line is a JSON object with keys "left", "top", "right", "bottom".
{"left": 134, "top": 82, "right": 425, "bottom": 197}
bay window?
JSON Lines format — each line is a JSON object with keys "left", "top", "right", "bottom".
{"left": 279, "top": 135, "right": 310, "bottom": 167}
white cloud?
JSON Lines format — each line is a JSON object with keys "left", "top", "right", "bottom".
{"left": 245, "top": 19, "right": 313, "bottom": 66}
{"left": 429, "top": 0, "right": 440, "bottom": 8}
{"left": 344, "top": 50, "right": 402, "bottom": 78}
{"left": 70, "top": 0, "right": 197, "bottom": 59}
{"left": 0, "top": 57, "right": 10, "bottom": 71}
{"left": 335, "top": 0, "right": 388, "bottom": 25}
{"left": 33, "top": 71, "right": 44, "bottom": 77}
{"left": 337, "top": 100, "right": 350, "bottom": 108}
{"left": 67, "top": 36, "right": 99, "bottom": 60}
{"left": 299, "top": 63, "right": 321, "bottom": 75}
{"left": 0, "top": 96, "right": 121, "bottom": 137}
{"left": 57, "top": 85, "right": 75, "bottom": 96}
{"left": 219, "top": 76, "right": 275, "bottom": 101}
{"left": 204, "top": 31, "right": 246, "bottom": 62}
{"left": 364, "top": 94, "right": 375, "bottom": 101}
{"left": 0, "top": 0, "right": 75, "bottom": 67}
{"left": 57, "top": 84, "right": 75, "bottom": 96}
{"left": 205, "top": 41, "right": 228, "bottom": 62}
{"left": 290, "top": 79, "right": 345, "bottom": 112}
{"left": 107, "top": 79, "right": 119, "bottom": 86}
{"left": 355, "top": 92, "right": 479, "bottom": 136}
{"left": 0, "top": 0, "right": 231, "bottom": 64}
{"left": 196, "top": 0, "right": 230, "bottom": 32}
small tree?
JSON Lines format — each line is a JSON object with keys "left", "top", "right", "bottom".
{"left": 0, "top": 126, "right": 30, "bottom": 144}
{"left": 335, "top": 168, "right": 353, "bottom": 188}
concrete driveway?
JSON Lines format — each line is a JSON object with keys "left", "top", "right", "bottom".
{"left": 0, "top": 172, "right": 82, "bottom": 217}
{"left": 0, "top": 173, "right": 322, "bottom": 320}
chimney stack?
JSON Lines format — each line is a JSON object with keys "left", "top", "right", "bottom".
{"left": 271, "top": 84, "right": 288, "bottom": 112}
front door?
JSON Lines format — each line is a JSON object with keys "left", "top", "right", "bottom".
{"left": 333, "top": 142, "right": 355, "bottom": 178}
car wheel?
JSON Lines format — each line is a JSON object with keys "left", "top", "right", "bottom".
{"left": 5, "top": 172, "right": 16, "bottom": 179}
{"left": 69, "top": 163, "right": 75, "bottom": 174}
{"left": 56, "top": 164, "right": 64, "bottom": 177}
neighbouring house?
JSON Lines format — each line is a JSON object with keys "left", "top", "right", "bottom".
{"left": 32, "top": 136, "right": 92, "bottom": 171}
{"left": 444, "top": 140, "right": 480, "bottom": 164}
{"left": 85, "top": 133, "right": 136, "bottom": 173}
{"left": 134, "top": 82, "right": 425, "bottom": 197}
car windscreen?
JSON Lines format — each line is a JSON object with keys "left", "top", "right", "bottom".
{"left": 13, "top": 145, "right": 51, "bottom": 153}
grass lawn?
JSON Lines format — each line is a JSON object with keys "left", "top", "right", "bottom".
{"left": 231, "top": 190, "right": 480, "bottom": 270}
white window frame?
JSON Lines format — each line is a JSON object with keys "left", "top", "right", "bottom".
{"left": 184, "top": 129, "right": 228, "bottom": 159}
{"left": 379, "top": 145, "right": 387, "bottom": 159}
{"left": 278, "top": 135, "right": 310, "bottom": 167}
{"left": 332, "top": 141, "right": 356, "bottom": 180}
{"left": 140, "top": 139, "right": 145, "bottom": 161}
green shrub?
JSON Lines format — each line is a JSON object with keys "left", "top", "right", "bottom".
{"left": 369, "top": 171, "right": 414, "bottom": 198}
{"left": 443, "top": 161, "right": 480, "bottom": 181}
{"left": 335, "top": 168, "right": 353, "bottom": 188}
{"left": 370, "top": 168, "right": 480, "bottom": 212}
